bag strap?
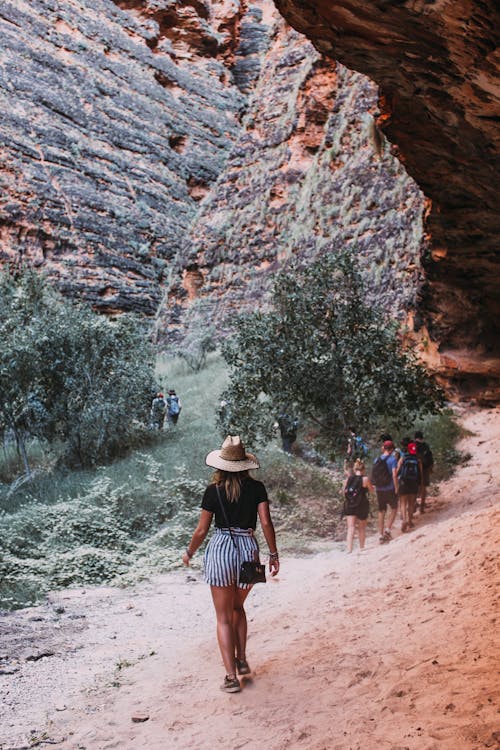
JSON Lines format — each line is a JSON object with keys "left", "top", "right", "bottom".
{"left": 215, "top": 484, "right": 238, "bottom": 551}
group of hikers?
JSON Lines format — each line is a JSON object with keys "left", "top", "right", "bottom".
{"left": 179, "top": 424, "right": 434, "bottom": 693}
{"left": 150, "top": 389, "right": 182, "bottom": 430}
{"left": 343, "top": 429, "right": 434, "bottom": 553}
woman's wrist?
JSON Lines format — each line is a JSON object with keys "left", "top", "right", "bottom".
{"left": 268, "top": 551, "right": 279, "bottom": 559}
{"left": 186, "top": 547, "right": 194, "bottom": 559}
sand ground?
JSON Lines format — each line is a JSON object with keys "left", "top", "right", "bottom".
{"left": 1, "top": 406, "right": 499, "bottom": 750}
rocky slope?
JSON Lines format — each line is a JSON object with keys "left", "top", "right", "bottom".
{"left": 162, "top": 14, "right": 427, "bottom": 342}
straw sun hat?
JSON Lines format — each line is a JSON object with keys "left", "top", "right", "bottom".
{"left": 205, "top": 435, "right": 260, "bottom": 472}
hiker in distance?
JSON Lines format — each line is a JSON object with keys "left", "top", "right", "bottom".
{"left": 414, "top": 429, "right": 434, "bottom": 513}
{"left": 371, "top": 439, "right": 399, "bottom": 544}
{"left": 343, "top": 459, "right": 374, "bottom": 553}
{"left": 150, "top": 392, "right": 167, "bottom": 430}
{"left": 166, "top": 389, "right": 182, "bottom": 426}
{"left": 182, "top": 435, "right": 280, "bottom": 694}
{"left": 275, "top": 410, "right": 299, "bottom": 454}
{"left": 397, "top": 438, "right": 422, "bottom": 532}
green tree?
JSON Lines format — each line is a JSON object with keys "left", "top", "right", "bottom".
{"left": 0, "top": 269, "right": 156, "bottom": 471}
{"left": 219, "top": 250, "right": 443, "bottom": 452}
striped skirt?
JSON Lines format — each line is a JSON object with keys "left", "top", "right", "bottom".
{"left": 204, "top": 528, "right": 259, "bottom": 589}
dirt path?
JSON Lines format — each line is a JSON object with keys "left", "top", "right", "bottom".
{"left": 1, "top": 407, "right": 499, "bottom": 750}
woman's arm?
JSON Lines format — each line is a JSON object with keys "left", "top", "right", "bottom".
{"left": 257, "top": 502, "right": 280, "bottom": 576}
{"left": 363, "top": 475, "right": 374, "bottom": 493}
{"left": 182, "top": 509, "right": 213, "bottom": 565}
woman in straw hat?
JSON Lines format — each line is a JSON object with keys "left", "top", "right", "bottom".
{"left": 182, "top": 435, "right": 280, "bottom": 693}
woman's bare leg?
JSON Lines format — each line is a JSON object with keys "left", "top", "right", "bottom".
{"left": 346, "top": 516, "right": 356, "bottom": 553}
{"left": 233, "top": 587, "right": 252, "bottom": 660}
{"left": 210, "top": 585, "right": 237, "bottom": 677}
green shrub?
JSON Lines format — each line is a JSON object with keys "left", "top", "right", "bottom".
{"left": 219, "top": 249, "right": 444, "bottom": 450}
{"left": 0, "top": 269, "right": 157, "bottom": 471}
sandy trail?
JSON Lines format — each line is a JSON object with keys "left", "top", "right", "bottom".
{"left": 1, "top": 407, "right": 499, "bottom": 750}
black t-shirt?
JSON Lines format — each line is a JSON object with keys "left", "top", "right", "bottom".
{"left": 201, "top": 477, "right": 268, "bottom": 530}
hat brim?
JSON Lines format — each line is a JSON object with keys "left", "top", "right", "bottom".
{"left": 205, "top": 449, "right": 260, "bottom": 472}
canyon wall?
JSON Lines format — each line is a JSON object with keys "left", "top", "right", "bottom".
{"left": 163, "top": 16, "right": 428, "bottom": 341}
{"left": 273, "top": 0, "right": 500, "bottom": 398}
{"left": 0, "top": 0, "right": 498, "bottom": 399}
{"left": 0, "top": 0, "right": 248, "bottom": 313}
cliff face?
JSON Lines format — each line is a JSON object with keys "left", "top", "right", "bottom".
{"left": 163, "top": 14, "right": 428, "bottom": 339}
{"left": 0, "top": 0, "right": 247, "bottom": 313}
{"left": 273, "top": 0, "right": 500, "bottom": 397}
{"left": 0, "top": 0, "right": 498, "bottom": 400}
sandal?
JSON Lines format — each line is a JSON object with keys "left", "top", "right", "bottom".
{"left": 220, "top": 675, "right": 241, "bottom": 693}
{"left": 236, "top": 658, "right": 251, "bottom": 675}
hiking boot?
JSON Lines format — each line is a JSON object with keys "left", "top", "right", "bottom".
{"left": 383, "top": 529, "right": 392, "bottom": 541}
{"left": 220, "top": 675, "right": 241, "bottom": 693}
{"left": 379, "top": 535, "right": 388, "bottom": 545}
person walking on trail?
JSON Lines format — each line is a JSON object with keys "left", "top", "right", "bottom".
{"left": 166, "top": 389, "right": 182, "bottom": 426}
{"left": 397, "top": 438, "right": 422, "bottom": 533}
{"left": 276, "top": 411, "right": 298, "bottom": 454}
{"left": 414, "top": 429, "right": 434, "bottom": 513}
{"left": 150, "top": 392, "right": 167, "bottom": 430}
{"left": 371, "top": 439, "right": 399, "bottom": 544}
{"left": 182, "top": 435, "right": 280, "bottom": 694}
{"left": 343, "top": 459, "right": 373, "bottom": 553}
{"left": 346, "top": 428, "right": 369, "bottom": 461}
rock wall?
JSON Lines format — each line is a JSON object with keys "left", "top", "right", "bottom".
{"left": 162, "top": 16, "right": 427, "bottom": 340}
{"left": 1, "top": 0, "right": 497, "bottom": 400}
{"left": 0, "top": 0, "right": 247, "bottom": 313}
{"left": 272, "top": 0, "right": 500, "bottom": 399}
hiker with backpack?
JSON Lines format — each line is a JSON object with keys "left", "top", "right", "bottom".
{"left": 343, "top": 459, "right": 373, "bottom": 553}
{"left": 276, "top": 411, "right": 299, "bottom": 454}
{"left": 150, "top": 392, "right": 167, "bottom": 430}
{"left": 371, "top": 440, "right": 399, "bottom": 544}
{"left": 414, "top": 430, "right": 434, "bottom": 513}
{"left": 397, "top": 438, "right": 422, "bottom": 532}
{"left": 167, "top": 389, "right": 182, "bottom": 426}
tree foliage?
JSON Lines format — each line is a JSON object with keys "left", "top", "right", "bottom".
{"left": 0, "top": 269, "right": 156, "bottom": 470}
{"left": 219, "top": 250, "right": 444, "bottom": 451}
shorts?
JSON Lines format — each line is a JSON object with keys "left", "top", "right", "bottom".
{"left": 376, "top": 488, "right": 398, "bottom": 512}
{"left": 204, "top": 528, "right": 259, "bottom": 589}
{"left": 344, "top": 498, "right": 369, "bottom": 521}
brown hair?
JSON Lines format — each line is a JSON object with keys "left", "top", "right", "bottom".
{"left": 212, "top": 469, "right": 249, "bottom": 502}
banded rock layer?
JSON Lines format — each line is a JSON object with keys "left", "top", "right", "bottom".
{"left": 0, "top": 0, "right": 248, "bottom": 313}
{"left": 163, "top": 16, "right": 428, "bottom": 341}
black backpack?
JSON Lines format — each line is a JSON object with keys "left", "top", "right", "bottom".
{"left": 398, "top": 455, "right": 420, "bottom": 494}
{"left": 343, "top": 475, "right": 364, "bottom": 514}
{"left": 371, "top": 456, "right": 392, "bottom": 486}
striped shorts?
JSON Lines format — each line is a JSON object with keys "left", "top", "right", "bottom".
{"left": 204, "top": 528, "right": 259, "bottom": 589}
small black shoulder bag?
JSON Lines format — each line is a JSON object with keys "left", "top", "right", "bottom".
{"left": 215, "top": 485, "right": 266, "bottom": 585}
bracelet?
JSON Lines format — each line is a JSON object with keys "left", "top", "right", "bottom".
{"left": 269, "top": 551, "right": 279, "bottom": 560}
{"left": 186, "top": 548, "right": 194, "bottom": 559}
